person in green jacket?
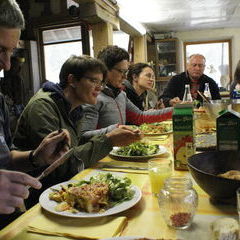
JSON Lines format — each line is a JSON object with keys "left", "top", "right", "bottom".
{"left": 14, "top": 55, "right": 142, "bottom": 185}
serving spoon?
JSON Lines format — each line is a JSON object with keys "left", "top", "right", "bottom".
{"left": 197, "top": 90, "right": 211, "bottom": 103}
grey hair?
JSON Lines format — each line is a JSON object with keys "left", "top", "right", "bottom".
{"left": 187, "top": 54, "right": 206, "bottom": 64}
{"left": 0, "top": 0, "right": 25, "bottom": 29}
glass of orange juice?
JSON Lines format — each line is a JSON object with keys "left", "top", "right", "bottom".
{"left": 148, "top": 159, "right": 172, "bottom": 196}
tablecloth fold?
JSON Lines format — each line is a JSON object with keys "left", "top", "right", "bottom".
{"left": 27, "top": 212, "right": 127, "bottom": 239}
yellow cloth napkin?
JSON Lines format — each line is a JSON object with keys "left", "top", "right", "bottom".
{"left": 27, "top": 211, "right": 127, "bottom": 239}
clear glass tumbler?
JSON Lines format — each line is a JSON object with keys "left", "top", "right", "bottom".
{"left": 148, "top": 159, "right": 172, "bottom": 197}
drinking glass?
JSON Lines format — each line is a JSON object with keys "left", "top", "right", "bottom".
{"left": 148, "top": 159, "right": 172, "bottom": 196}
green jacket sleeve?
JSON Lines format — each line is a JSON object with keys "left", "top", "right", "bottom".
{"left": 14, "top": 97, "right": 113, "bottom": 172}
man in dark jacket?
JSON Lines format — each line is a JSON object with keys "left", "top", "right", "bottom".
{"left": 161, "top": 54, "right": 221, "bottom": 107}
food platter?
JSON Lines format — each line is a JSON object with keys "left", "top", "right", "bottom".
{"left": 138, "top": 121, "right": 173, "bottom": 136}
{"left": 109, "top": 145, "right": 167, "bottom": 160}
{"left": 39, "top": 180, "right": 142, "bottom": 218}
{"left": 195, "top": 132, "right": 216, "bottom": 151}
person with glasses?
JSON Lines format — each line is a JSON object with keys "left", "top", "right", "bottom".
{"left": 14, "top": 55, "right": 142, "bottom": 188}
{"left": 0, "top": 0, "right": 73, "bottom": 218}
{"left": 79, "top": 46, "right": 172, "bottom": 140}
{"left": 161, "top": 54, "right": 221, "bottom": 107}
{"left": 123, "top": 62, "right": 161, "bottom": 110}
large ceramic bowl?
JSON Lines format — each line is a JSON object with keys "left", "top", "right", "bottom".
{"left": 203, "top": 99, "right": 231, "bottom": 121}
{"left": 188, "top": 151, "right": 240, "bottom": 202}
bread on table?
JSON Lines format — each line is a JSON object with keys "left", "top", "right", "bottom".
{"left": 211, "top": 217, "right": 239, "bottom": 240}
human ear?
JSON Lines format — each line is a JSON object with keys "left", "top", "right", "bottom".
{"left": 68, "top": 74, "right": 77, "bottom": 88}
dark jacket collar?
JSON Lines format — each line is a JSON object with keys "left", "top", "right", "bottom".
{"left": 123, "top": 80, "right": 147, "bottom": 98}
{"left": 102, "top": 84, "right": 122, "bottom": 98}
{"left": 42, "top": 81, "right": 83, "bottom": 124}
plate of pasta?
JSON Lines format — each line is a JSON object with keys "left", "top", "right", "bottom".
{"left": 39, "top": 173, "right": 142, "bottom": 218}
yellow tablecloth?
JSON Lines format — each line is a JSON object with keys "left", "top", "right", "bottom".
{"left": 0, "top": 135, "right": 238, "bottom": 240}
{"left": 27, "top": 213, "right": 127, "bottom": 239}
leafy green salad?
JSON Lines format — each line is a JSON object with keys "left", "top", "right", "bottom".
{"left": 114, "top": 142, "right": 159, "bottom": 156}
{"left": 76, "top": 173, "right": 134, "bottom": 204}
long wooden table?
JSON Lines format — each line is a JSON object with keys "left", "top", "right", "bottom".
{"left": 0, "top": 135, "right": 238, "bottom": 240}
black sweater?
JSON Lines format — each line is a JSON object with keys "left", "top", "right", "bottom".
{"left": 161, "top": 71, "right": 221, "bottom": 107}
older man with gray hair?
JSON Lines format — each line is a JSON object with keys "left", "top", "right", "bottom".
{"left": 161, "top": 54, "right": 221, "bottom": 107}
{"left": 0, "top": 0, "right": 71, "bottom": 216}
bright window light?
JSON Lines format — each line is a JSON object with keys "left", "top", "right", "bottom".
{"left": 113, "top": 31, "right": 129, "bottom": 51}
{"left": 44, "top": 42, "right": 82, "bottom": 83}
{"left": 43, "top": 26, "right": 82, "bottom": 83}
{"left": 117, "top": 0, "right": 165, "bottom": 23}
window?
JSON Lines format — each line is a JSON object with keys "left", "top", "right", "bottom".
{"left": 184, "top": 40, "right": 231, "bottom": 89}
{"left": 113, "top": 31, "right": 130, "bottom": 51}
{"left": 41, "top": 25, "right": 90, "bottom": 84}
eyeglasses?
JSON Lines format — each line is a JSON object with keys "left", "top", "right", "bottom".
{"left": 112, "top": 68, "right": 128, "bottom": 76}
{"left": 0, "top": 46, "right": 15, "bottom": 58}
{"left": 190, "top": 63, "right": 205, "bottom": 68}
{"left": 83, "top": 76, "right": 106, "bottom": 88}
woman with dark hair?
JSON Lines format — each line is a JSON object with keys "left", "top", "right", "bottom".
{"left": 79, "top": 46, "right": 172, "bottom": 140}
{"left": 14, "top": 55, "right": 142, "bottom": 185}
{"left": 123, "top": 63, "right": 156, "bottom": 110}
{"left": 230, "top": 60, "right": 240, "bottom": 98}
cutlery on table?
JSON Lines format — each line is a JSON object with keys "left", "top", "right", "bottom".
{"left": 19, "top": 148, "right": 74, "bottom": 212}
{"left": 100, "top": 164, "right": 148, "bottom": 171}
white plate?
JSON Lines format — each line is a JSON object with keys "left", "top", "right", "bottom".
{"left": 109, "top": 145, "right": 167, "bottom": 160}
{"left": 143, "top": 130, "right": 172, "bottom": 136}
{"left": 39, "top": 181, "right": 142, "bottom": 218}
{"left": 139, "top": 121, "right": 172, "bottom": 136}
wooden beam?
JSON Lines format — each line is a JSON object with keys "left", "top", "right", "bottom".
{"left": 74, "top": 0, "right": 119, "bottom": 29}
{"left": 119, "top": 17, "right": 143, "bottom": 37}
{"left": 92, "top": 22, "right": 113, "bottom": 57}
{"left": 133, "top": 35, "right": 147, "bottom": 63}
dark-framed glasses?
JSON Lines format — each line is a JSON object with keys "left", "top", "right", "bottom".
{"left": 83, "top": 76, "right": 106, "bottom": 88}
{"left": 113, "top": 67, "right": 128, "bottom": 76}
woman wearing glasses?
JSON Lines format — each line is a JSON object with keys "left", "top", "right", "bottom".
{"left": 13, "top": 55, "right": 142, "bottom": 187}
{"left": 79, "top": 46, "right": 172, "bottom": 140}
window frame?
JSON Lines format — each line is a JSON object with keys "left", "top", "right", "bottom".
{"left": 183, "top": 39, "right": 232, "bottom": 85}
{"left": 37, "top": 23, "right": 90, "bottom": 84}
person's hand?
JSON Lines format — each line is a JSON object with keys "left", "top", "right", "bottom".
{"left": 0, "top": 170, "right": 41, "bottom": 214}
{"left": 106, "top": 127, "right": 143, "bottom": 146}
{"left": 169, "top": 97, "right": 182, "bottom": 106}
{"left": 118, "top": 124, "right": 142, "bottom": 136}
{"left": 155, "top": 99, "right": 165, "bottom": 109}
{"left": 33, "top": 129, "right": 71, "bottom": 166}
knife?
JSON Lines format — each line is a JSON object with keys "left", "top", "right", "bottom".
{"left": 36, "top": 148, "right": 74, "bottom": 181}
{"left": 18, "top": 148, "right": 74, "bottom": 213}
{"left": 100, "top": 164, "right": 148, "bottom": 171}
